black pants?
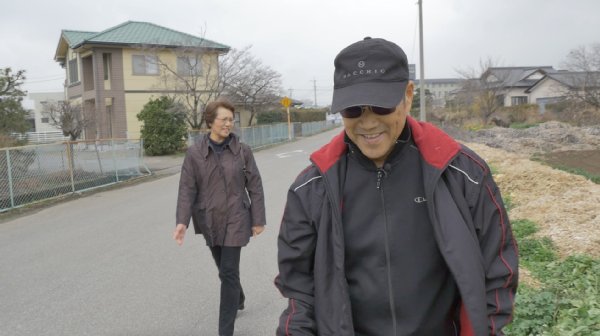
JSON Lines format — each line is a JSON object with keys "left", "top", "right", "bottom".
{"left": 209, "top": 246, "right": 245, "bottom": 336}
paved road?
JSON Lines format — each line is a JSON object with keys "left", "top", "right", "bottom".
{"left": 0, "top": 127, "right": 343, "bottom": 336}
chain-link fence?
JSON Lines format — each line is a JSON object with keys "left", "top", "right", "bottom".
{"left": 0, "top": 139, "right": 150, "bottom": 212}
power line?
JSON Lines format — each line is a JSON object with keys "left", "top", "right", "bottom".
{"left": 26, "top": 74, "right": 64, "bottom": 80}
{"left": 26, "top": 77, "right": 63, "bottom": 84}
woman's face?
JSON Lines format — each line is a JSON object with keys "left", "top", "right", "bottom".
{"left": 209, "top": 107, "right": 234, "bottom": 142}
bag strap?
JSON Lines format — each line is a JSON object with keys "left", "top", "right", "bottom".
{"left": 240, "top": 143, "right": 247, "bottom": 172}
{"left": 240, "top": 143, "right": 249, "bottom": 189}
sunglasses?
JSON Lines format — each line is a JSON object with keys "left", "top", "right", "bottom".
{"left": 339, "top": 105, "right": 396, "bottom": 119}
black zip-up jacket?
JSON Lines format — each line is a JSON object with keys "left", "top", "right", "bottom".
{"left": 275, "top": 117, "right": 518, "bottom": 336}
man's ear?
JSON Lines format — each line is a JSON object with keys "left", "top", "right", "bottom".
{"left": 404, "top": 81, "right": 415, "bottom": 107}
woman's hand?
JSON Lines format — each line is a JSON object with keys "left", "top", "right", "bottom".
{"left": 252, "top": 225, "right": 265, "bottom": 237}
{"left": 173, "top": 224, "right": 187, "bottom": 246}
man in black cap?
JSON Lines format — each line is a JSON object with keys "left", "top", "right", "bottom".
{"left": 275, "top": 37, "right": 518, "bottom": 335}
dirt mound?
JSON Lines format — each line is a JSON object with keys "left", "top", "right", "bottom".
{"left": 464, "top": 142, "right": 600, "bottom": 258}
{"left": 467, "top": 121, "right": 600, "bottom": 155}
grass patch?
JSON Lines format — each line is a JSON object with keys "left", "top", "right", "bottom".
{"left": 505, "top": 219, "right": 600, "bottom": 335}
{"left": 530, "top": 155, "right": 600, "bottom": 185}
{"left": 551, "top": 165, "right": 600, "bottom": 184}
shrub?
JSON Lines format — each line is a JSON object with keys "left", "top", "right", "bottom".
{"left": 257, "top": 111, "right": 285, "bottom": 124}
{"left": 137, "top": 97, "right": 187, "bottom": 156}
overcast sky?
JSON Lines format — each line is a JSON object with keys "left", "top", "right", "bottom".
{"left": 2, "top": 0, "right": 598, "bottom": 107}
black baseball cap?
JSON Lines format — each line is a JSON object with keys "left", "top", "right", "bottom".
{"left": 331, "top": 37, "right": 410, "bottom": 113}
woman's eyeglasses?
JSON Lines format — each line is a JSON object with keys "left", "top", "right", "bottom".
{"left": 339, "top": 106, "right": 396, "bottom": 119}
{"left": 215, "top": 117, "right": 234, "bottom": 124}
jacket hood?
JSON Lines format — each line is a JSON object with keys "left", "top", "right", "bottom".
{"left": 310, "top": 116, "right": 460, "bottom": 172}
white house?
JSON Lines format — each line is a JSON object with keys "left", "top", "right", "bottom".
{"left": 26, "top": 92, "right": 65, "bottom": 132}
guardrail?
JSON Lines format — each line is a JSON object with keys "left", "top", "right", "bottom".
{"left": 188, "top": 120, "right": 341, "bottom": 148}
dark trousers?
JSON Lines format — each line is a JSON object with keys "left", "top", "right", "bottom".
{"left": 209, "top": 246, "right": 245, "bottom": 336}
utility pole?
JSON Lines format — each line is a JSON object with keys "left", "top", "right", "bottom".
{"left": 418, "top": 0, "right": 426, "bottom": 121}
{"left": 288, "top": 88, "right": 294, "bottom": 98}
{"left": 312, "top": 79, "right": 318, "bottom": 107}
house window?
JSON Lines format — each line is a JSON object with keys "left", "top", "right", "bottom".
{"left": 177, "top": 56, "right": 202, "bottom": 76}
{"left": 511, "top": 96, "right": 528, "bottom": 106}
{"left": 41, "top": 117, "right": 49, "bottom": 123}
{"left": 103, "top": 53, "right": 112, "bottom": 80}
{"left": 68, "top": 58, "right": 79, "bottom": 84}
{"left": 132, "top": 55, "right": 159, "bottom": 75}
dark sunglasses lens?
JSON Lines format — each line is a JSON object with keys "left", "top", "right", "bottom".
{"left": 340, "top": 106, "right": 395, "bottom": 118}
{"left": 340, "top": 106, "right": 363, "bottom": 118}
{"left": 371, "top": 106, "right": 395, "bottom": 115}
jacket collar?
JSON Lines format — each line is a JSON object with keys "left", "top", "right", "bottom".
{"left": 197, "top": 133, "right": 241, "bottom": 159}
{"left": 310, "top": 116, "right": 460, "bottom": 173}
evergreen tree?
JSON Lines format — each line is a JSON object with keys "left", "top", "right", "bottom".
{"left": 0, "top": 68, "right": 30, "bottom": 136}
{"left": 137, "top": 96, "right": 187, "bottom": 156}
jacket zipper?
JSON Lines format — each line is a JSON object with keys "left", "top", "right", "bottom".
{"left": 377, "top": 168, "right": 397, "bottom": 335}
{"left": 215, "top": 151, "right": 230, "bottom": 245}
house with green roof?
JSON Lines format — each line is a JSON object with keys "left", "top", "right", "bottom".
{"left": 54, "top": 21, "right": 229, "bottom": 139}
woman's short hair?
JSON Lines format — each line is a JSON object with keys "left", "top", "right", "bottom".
{"left": 204, "top": 99, "right": 235, "bottom": 127}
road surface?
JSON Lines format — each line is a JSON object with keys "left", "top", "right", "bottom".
{"left": 0, "top": 127, "right": 342, "bottom": 336}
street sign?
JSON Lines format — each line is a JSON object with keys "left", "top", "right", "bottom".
{"left": 280, "top": 96, "right": 292, "bottom": 108}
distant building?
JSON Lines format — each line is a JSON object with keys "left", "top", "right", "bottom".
{"left": 413, "top": 78, "right": 464, "bottom": 107}
{"left": 408, "top": 64, "right": 416, "bottom": 81}
{"left": 26, "top": 92, "right": 65, "bottom": 132}
{"left": 481, "top": 66, "right": 556, "bottom": 107}
{"left": 448, "top": 66, "right": 600, "bottom": 113}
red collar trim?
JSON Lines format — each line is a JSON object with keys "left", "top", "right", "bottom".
{"left": 310, "top": 117, "right": 460, "bottom": 172}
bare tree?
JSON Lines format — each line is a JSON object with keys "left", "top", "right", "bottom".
{"left": 562, "top": 44, "right": 600, "bottom": 109}
{"left": 223, "top": 51, "right": 283, "bottom": 126}
{"left": 146, "top": 38, "right": 282, "bottom": 128}
{"left": 456, "top": 58, "right": 509, "bottom": 124}
{"left": 149, "top": 44, "right": 224, "bottom": 129}
{"left": 43, "top": 101, "right": 92, "bottom": 140}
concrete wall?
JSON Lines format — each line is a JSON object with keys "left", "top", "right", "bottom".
{"left": 529, "top": 77, "right": 568, "bottom": 103}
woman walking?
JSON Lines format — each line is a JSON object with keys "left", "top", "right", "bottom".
{"left": 173, "top": 99, "right": 266, "bottom": 336}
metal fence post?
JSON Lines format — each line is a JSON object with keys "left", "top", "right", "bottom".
{"left": 112, "top": 139, "right": 119, "bottom": 182}
{"left": 66, "top": 142, "right": 75, "bottom": 193}
{"left": 5, "top": 149, "right": 15, "bottom": 209}
{"left": 139, "top": 139, "right": 150, "bottom": 174}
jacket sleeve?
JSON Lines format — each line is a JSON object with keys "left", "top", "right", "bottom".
{"left": 474, "top": 169, "right": 519, "bottom": 335}
{"left": 175, "top": 149, "right": 198, "bottom": 226}
{"left": 243, "top": 144, "right": 266, "bottom": 227}
{"left": 275, "top": 183, "right": 318, "bottom": 335}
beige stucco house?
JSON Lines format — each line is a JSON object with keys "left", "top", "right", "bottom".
{"left": 54, "top": 21, "right": 230, "bottom": 139}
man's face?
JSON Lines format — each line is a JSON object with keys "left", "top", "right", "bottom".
{"left": 342, "top": 83, "right": 414, "bottom": 167}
